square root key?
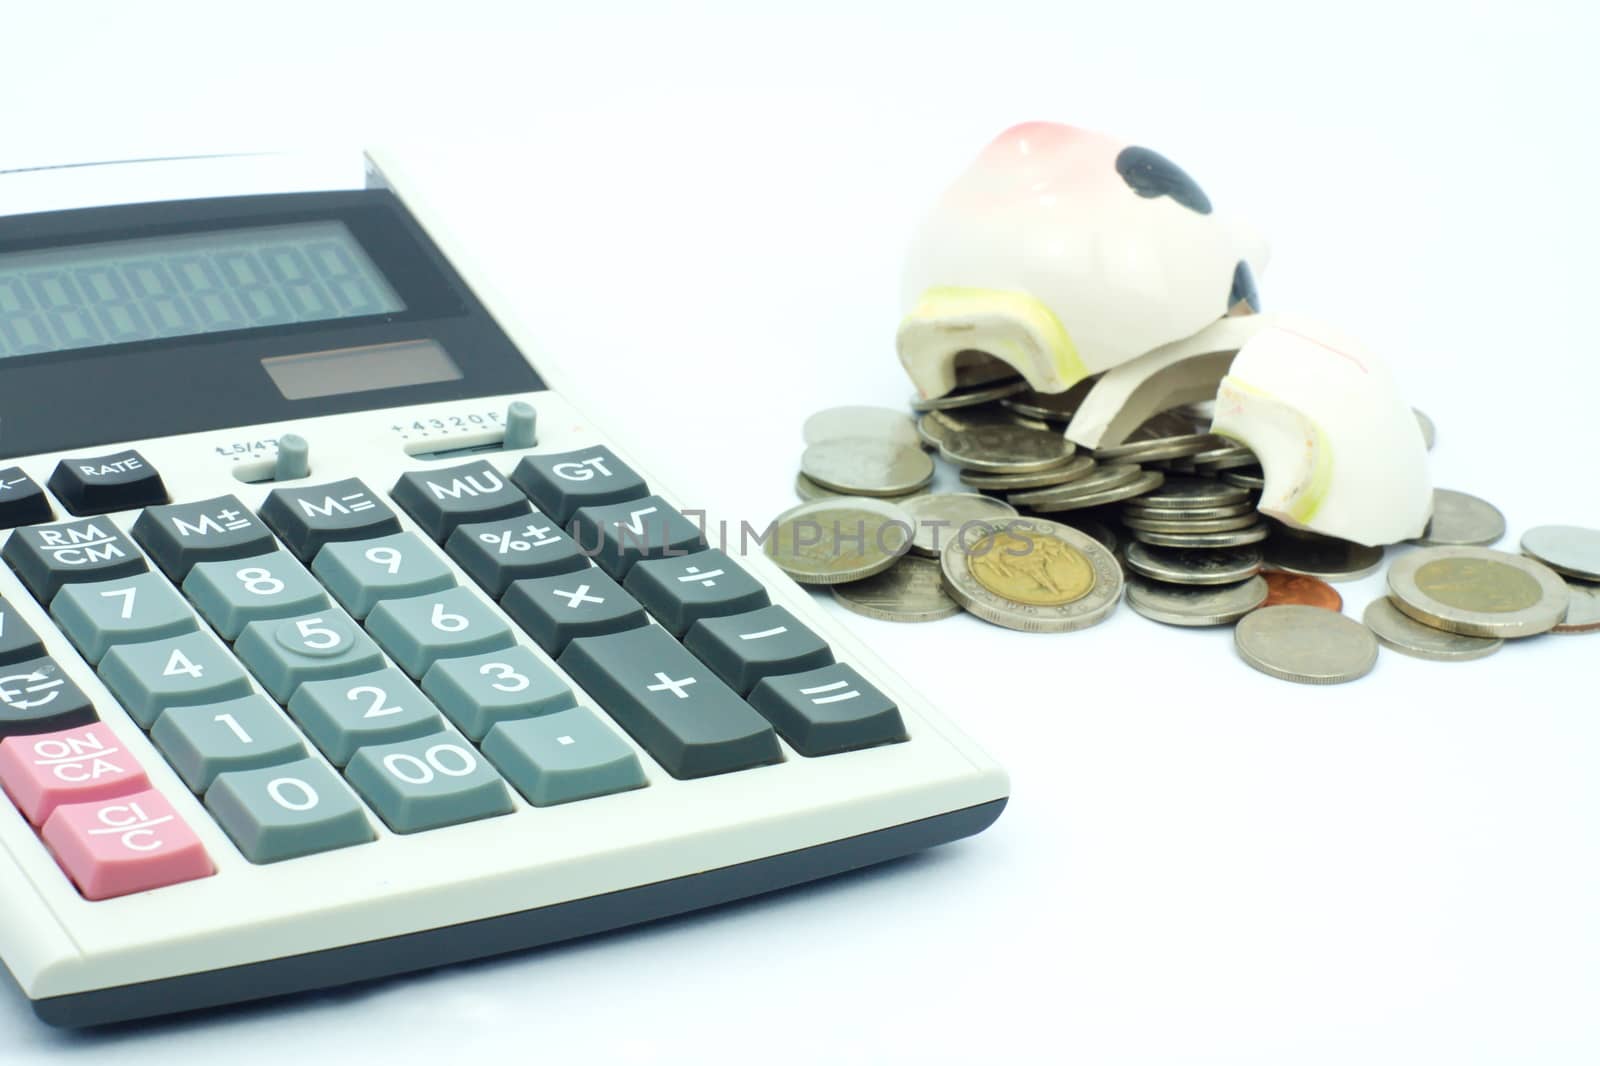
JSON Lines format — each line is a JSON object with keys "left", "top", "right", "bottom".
{"left": 570, "top": 496, "right": 706, "bottom": 579}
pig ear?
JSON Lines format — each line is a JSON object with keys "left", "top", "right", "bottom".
{"left": 1115, "top": 146, "right": 1212, "bottom": 214}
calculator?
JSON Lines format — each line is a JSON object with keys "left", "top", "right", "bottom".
{"left": 0, "top": 153, "right": 1008, "bottom": 1027}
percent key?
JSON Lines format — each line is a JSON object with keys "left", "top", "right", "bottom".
{"left": 447, "top": 514, "right": 591, "bottom": 597}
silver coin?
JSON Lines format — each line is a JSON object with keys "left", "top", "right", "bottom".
{"left": 1387, "top": 546, "right": 1572, "bottom": 638}
{"left": 801, "top": 438, "right": 935, "bottom": 497}
{"left": 1062, "top": 518, "right": 1120, "bottom": 555}
{"left": 1235, "top": 605, "right": 1379, "bottom": 684}
{"left": 831, "top": 555, "right": 963, "bottom": 622}
{"left": 1553, "top": 580, "right": 1600, "bottom": 634}
{"left": 1121, "top": 511, "right": 1261, "bottom": 535}
{"left": 899, "top": 492, "right": 1019, "bottom": 556}
{"left": 910, "top": 378, "right": 1028, "bottom": 411}
{"left": 1264, "top": 528, "right": 1385, "bottom": 582}
{"left": 1130, "top": 523, "right": 1271, "bottom": 549}
{"left": 1130, "top": 475, "right": 1252, "bottom": 511}
{"left": 1009, "top": 464, "right": 1143, "bottom": 507}
{"left": 1124, "top": 542, "right": 1265, "bottom": 586}
{"left": 1126, "top": 574, "right": 1269, "bottom": 626}
{"left": 960, "top": 454, "right": 1097, "bottom": 491}
{"left": 794, "top": 473, "right": 841, "bottom": 501}
{"left": 802, "top": 406, "right": 921, "bottom": 448}
{"left": 1520, "top": 524, "right": 1600, "bottom": 582}
{"left": 763, "top": 497, "right": 913, "bottom": 585}
{"left": 915, "top": 406, "right": 1047, "bottom": 448}
{"left": 1024, "top": 470, "right": 1165, "bottom": 513}
{"left": 1221, "top": 468, "right": 1265, "bottom": 490}
{"left": 1187, "top": 442, "right": 1258, "bottom": 470}
{"left": 1001, "top": 380, "right": 1095, "bottom": 422}
{"left": 1362, "top": 596, "right": 1503, "bottom": 661}
{"left": 1094, "top": 433, "right": 1225, "bottom": 464}
{"left": 1410, "top": 488, "right": 1505, "bottom": 547}
{"left": 1415, "top": 408, "right": 1436, "bottom": 450}
{"left": 938, "top": 424, "right": 1075, "bottom": 473}
{"left": 939, "top": 518, "right": 1123, "bottom": 633}
{"left": 1122, "top": 501, "right": 1256, "bottom": 522}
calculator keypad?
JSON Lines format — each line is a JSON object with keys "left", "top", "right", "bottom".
{"left": 0, "top": 438, "right": 909, "bottom": 896}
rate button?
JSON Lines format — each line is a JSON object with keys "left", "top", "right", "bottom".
{"left": 48, "top": 449, "right": 169, "bottom": 516}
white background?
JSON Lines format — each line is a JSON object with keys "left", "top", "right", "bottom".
{"left": 3, "top": 1, "right": 1599, "bottom": 1061}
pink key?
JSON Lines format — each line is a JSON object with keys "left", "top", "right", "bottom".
{"left": 0, "top": 723, "right": 151, "bottom": 826}
{"left": 42, "top": 789, "right": 214, "bottom": 900}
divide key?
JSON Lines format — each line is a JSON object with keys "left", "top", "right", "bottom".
{"left": 48, "top": 450, "right": 168, "bottom": 516}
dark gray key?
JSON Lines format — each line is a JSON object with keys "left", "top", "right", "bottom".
{"left": 558, "top": 627, "right": 780, "bottom": 779}
{"left": 391, "top": 460, "right": 530, "bottom": 543}
{"left": 624, "top": 549, "right": 770, "bottom": 637}
{"left": 0, "top": 597, "right": 46, "bottom": 666}
{"left": 258, "top": 478, "right": 401, "bottom": 562}
{"left": 445, "top": 512, "right": 588, "bottom": 597}
{"left": 512, "top": 447, "right": 648, "bottom": 524}
{"left": 0, "top": 467, "right": 53, "bottom": 529}
{"left": 2, "top": 517, "right": 148, "bottom": 602}
{"left": 501, "top": 568, "right": 647, "bottom": 655}
{"left": 0, "top": 656, "right": 96, "bottom": 738}
{"left": 48, "top": 449, "right": 168, "bottom": 516}
{"left": 684, "top": 605, "right": 834, "bottom": 695}
{"left": 131, "top": 494, "right": 277, "bottom": 580}
{"left": 748, "top": 663, "right": 908, "bottom": 757}
{"left": 570, "top": 495, "right": 705, "bottom": 579}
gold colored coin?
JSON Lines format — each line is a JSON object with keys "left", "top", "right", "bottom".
{"left": 968, "top": 530, "right": 1094, "bottom": 606}
{"left": 1413, "top": 557, "right": 1543, "bottom": 614}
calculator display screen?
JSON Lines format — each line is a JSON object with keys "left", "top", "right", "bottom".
{"left": 0, "top": 221, "right": 405, "bottom": 358}
{"left": 261, "top": 338, "right": 463, "bottom": 401}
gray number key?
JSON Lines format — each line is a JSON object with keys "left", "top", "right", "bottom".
{"left": 391, "top": 460, "right": 530, "bottom": 543}
{"left": 747, "top": 663, "right": 908, "bottom": 757}
{"left": 131, "top": 495, "right": 277, "bottom": 581}
{"left": 421, "top": 646, "right": 575, "bottom": 741}
{"left": 235, "top": 610, "right": 385, "bottom": 704}
{"left": 184, "top": 550, "right": 331, "bottom": 640}
{"left": 345, "top": 732, "right": 514, "bottom": 834}
{"left": 445, "top": 512, "right": 588, "bottom": 597}
{"left": 558, "top": 626, "right": 780, "bottom": 780}
{"left": 482, "top": 707, "right": 647, "bottom": 806}
{"left": 569, "top": 495, "right": 705, "bottom": 579}
{"left": 2, "top": 517, "right": 148, "bottom": 603}
{"left": 51, "top": 572, "right": 197, "bottom": 664}
{"left": 365, "top": 586, "right": 515, "bottom": 679}
{"left": 501, "top": 568, "right": 647, "bottom": 655}
{"left": 151, "top": 695, "right": 307, "bottom": 792}
{"left": 684, "top": 605, "right": 834, "bottom": 696}
{"left": 623, "top": 549, "right": 770, "bottom": 637}
{"left": 99, "top": 631, "right": 254, "bottom": 728}
{"left": 311, "top": 532, "right": 456, "bottom": 620}
{"left": 287, "top": 667, "right": 445, "bottom": 766}
{"left": 206, "top": 757, "right": 375, "bottom": 863}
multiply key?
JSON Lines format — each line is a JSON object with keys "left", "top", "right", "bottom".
{"left": 2, "top": 517, "right": 148, "bottom": 602}
{"left": 258, "top": 478, "right": 401, "bottom": 562}
{"left": 132, "top": 495, "right": 277, "bottom": 580}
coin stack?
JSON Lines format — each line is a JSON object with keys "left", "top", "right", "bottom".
{"left": 773, "top": 369, "right": 1597, "bottom": 684}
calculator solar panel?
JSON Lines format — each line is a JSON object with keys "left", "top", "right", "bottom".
{"left": 0, "top": 153, "right": 1007, "bottom": 1027}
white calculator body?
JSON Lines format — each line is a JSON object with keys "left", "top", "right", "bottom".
{"left": 0, "top": 153, "right": 1007, "bottom": 1026}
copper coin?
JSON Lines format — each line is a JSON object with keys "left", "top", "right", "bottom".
{"left": 1261, "top": 570, "right": 1343, "bottom": 612}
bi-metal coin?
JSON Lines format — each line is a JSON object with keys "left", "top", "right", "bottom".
{"left": 1125, "top": 574, "right": 1269, "bottom": 626}
{"left": 1362, "top": 597, "right": 1503, "bottom": 661}
{"left": 1386, "top": 546, "right": 1571, "bottom": 638}
{"left": 899, "top": 493, "right": 1019, "bottom": 557}
{"left": 940, "top": 518, "right": 1122, "bottom": 633}
{"left": 800, "top": 439, "right": 935, "bottom": 497}
{"left": 1520, "top": 524, "right": 1600, "bottom": 582}
{"left": 1234, "top": 605, "right": 1379, "bottom": 685}
{"left": 831, "top": 555, "right": 963, "bottom": 623}
{"left": 763, "top": 497, "right": 913, "bottom": 586}
{"left": 1409, "top": 488, "right": 1505, "bottom": 547}
{"left": 1123, "top": 542, "right": 1264, "bottom": 586}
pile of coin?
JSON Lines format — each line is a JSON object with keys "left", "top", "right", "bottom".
{"left": 772, "top": 372, "right": 1598, "bottom": 685}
